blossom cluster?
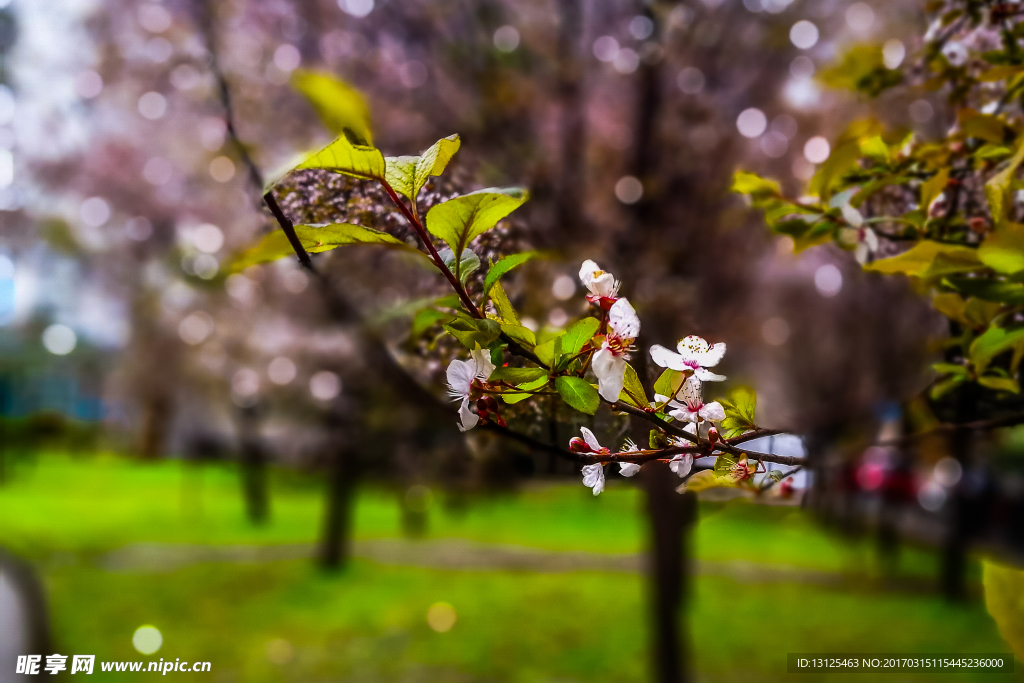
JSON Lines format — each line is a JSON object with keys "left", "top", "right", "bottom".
{"left": 445, "top": 260, "right": 729, "bottom": 495}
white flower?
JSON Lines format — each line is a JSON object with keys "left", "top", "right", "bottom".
{"left": 446, "top": 351, "right": 495, "bottom": 432}
{"left": 669, "top": 453, "right": 693, "bottom": 478}
{"left": 649, "top": 335, "right": 726, "bottom": 382}
{"left": 579, "top": 259, "right": 620, "bottom": 303}
{"left": 840, "top": 202, "right": 864, "bottom": 228}
{"left": 854, "top": 227, "right": 879, "bottom": 265}
{"left": 569, "top": 427, "right": 619, "bottom": 494}
{"left": 582, "top": 463, "right": 606, "bottom": 495}
{"left": 470, "top": 347, "right": 496, "bottom": 380}
{"left": 593, "top": 298, "right": 641, "bottom": 402}
{"left": 942, "top": 41, "right": 969, "bottom": 67}
{"left": 657, "top": 376, "right": 725, "bottom": 424}
{"left": 839, "top": 201, "right": 878, "bottom": 264}
{"left": 618, "top": 438, "right": 641, "bottom": 477}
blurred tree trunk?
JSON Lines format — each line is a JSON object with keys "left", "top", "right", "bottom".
{"left": 319, "top": 440, "right": 358, "bottom": 570}
{"left": 641, "top": 461, "right": 697, "bottom": 683}
{"left": 942, "top": 429, "right": 970, "bottom": 601}
{"left": 138, "top": 392, "right": 172, "bottom": 459}
{"left": 237, "top": 404, "right": 270, "bottom": 525}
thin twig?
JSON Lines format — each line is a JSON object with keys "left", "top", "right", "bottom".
{"left": 264, "top": 191, "right": 315, "bottom": 273}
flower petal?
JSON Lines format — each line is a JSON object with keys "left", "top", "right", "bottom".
{"left": 593, "top": 348, "right": 627, "bottom": 402}
{"left": 650, "top": 345, "right": 686, "bottom": 371}
{"left": 581, "top": 463, "right": 605, "bottom": 494}
{"left": 694, "top": 368, "right": 726, "bottom": 382}
{"left": 676, "top": 335, "right": 710, "bottom": 361}
{"left": 699, "top": 401, "right": 725, "bottom": 422}
{"left": 864, "top": 227, "right": 879, "bottom": 251}
{"left": 580, "top": 427, "right": 602, "bottom": 452}
{"left": 446, "top": 359, "right": 475, "bottom": 398}
{"left": 668, "top": 407, "right": 700, "bottom": 422}
{"left": 458, "top": 397, "right": 479, "bottom": 432}
{"left": 608, "top": 298, "right": 640, "bottom": 340}
{"left": 694, "top": 342, "right": 726, "bottom": 368}
{"left": 618, "top": 462, "right": 641, "bottom": 477}
{"left": 470, "top": 347, "right": 496, "bottom": 380}
{"left": 669, "top": 454, "right": 693, "bottom": 478}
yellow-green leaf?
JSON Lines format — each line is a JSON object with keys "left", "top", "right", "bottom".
{"left": 291, "top": 70, "right": 374, "bottom": 145}
{"left": 231, "top": 223, "right": 424, "bottom": 271}
{"left": 679, "top": 470, "right": 737, "bottom": 493}
{"left": 501, "top": 375, "right": 549, "bottom": 404}
{"left": 985, "top": 136, "right": 1024, "bottom": 225}
{"left": 960, "top": 109, "right": 1007, "bottom": 144}
{"left": 384, "top": 134, "right": 461, "bottom": 202}
{"left": 983, "top": 561, "right": 1024, "bottom": 662}
{"left": 500, "top": 323, "right": 536, "bottom": 348}
{"left": 970, "top": 324, "right": 1024, "bottom": 374}
{"left": 619, "top": 363, "right": 648, "bottom": 407}
{"left": 293, "top": 133, "right": 386, "bottom": 182}
{"left": 979, "top": 223, "right": 1024, "bottom": 274}
{"left": 426, "top": 188, "right": 529, "bottom": 260}
{"left": 489, "top": 280, "right": 520, "bottom": 325}
{"left": 864, "top": 240, "right": 982, "bottom": 278}
{"left": 920, "top": 168, "right": 949, "bottom": 211}
{"left": 978, "top": 375, "right": 1020, "bottom": 393}
{"left": 719, "top": 386, "right": 757, "bottom": 439}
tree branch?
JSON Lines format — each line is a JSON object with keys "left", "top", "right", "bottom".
{"left": 264, "top": 191, "right": 316, "bottom": 273}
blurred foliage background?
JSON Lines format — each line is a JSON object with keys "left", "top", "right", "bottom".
{"left": 1, "top": 0, "right": 1024, "bottom": 681}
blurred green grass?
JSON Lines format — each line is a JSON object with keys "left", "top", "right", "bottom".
{"left": 0, "top": 454, "right": 1015, "bottom": 682}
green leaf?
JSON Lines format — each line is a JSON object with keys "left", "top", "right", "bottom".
{"left": 920, "top": 168, "right": 949, "bottom": 211}
{"left": 555, "top": 376, "right": 600, "bottom": 415}
{"left": 979, "top": 375, "right": 1021, "bottom": 393}
{"left": 619, "top": 363, "right": 649, "bottom": 407}
{"left": 433, "top": 294, "right": 463, "bottom": 310}
{"left": 443, "top": 317, "right": 502, "bottom": 350}
{"left": 291, "top": 132, "right": 386, "bottom": 183}
{"left": 719, "top": 386, "right": 757, "bottom": 439}
{"left": 490, "top": 367, "right": 548, "bottom": 384}
{"left": 290, "top": 70, "right": 374, "bottom": 145}
{"left": 439, "top": 247, "right": 480, "bottom": 283}
{"left": 809, "top": 139, "right": 863, "bottom": 201}
{"left": 983, "top": 561, "right": 1024, "bottom": 663}
{"left": 653, "top": 369, "right": 685, "bottom": 400}
{"left": 489, "top": 281, "right": 520, "bottom": 325}
{"left": 499, "top": 323, "right": 536, "bottom": 348}
{"left": 410, "top": 309, "right": 453, "bottom": 340}
{"left": 384, "top": 134, "right": 461, "bottom": 202}
{"left": 559, "top": 318, "right": 600, "bottom": 358}
{"left": 534, "top": 337, "right": 558, "bottom": 369}
{"left": 970, "top": 324, "right": 1024, "bottom": 374}
{"left": 860, "top": 135, "right": 890, "bottom": 164}
{"left": 930, "top": 374, "right": 966, "bottom": 400}
{"left": 681, "top": 470, "right": 737, "bottom": 493}
{"left": 731, "top": 171, "right": 781, "bottom": 198}
{"left": 482, "top": 251, "right": 538, "bottom": 301}
{"left": 231, "top": 223, "right": 424, "bottom": 271}
{"left": 985, "top": 136, "right": 1024, "bottom": 225}
{"left": 864, "top": 240, "right": 982, "bottom": 278}
{"left": 960, "top": 110, "right": 1007, "bottom": 143}
{"left": 943, "top": 276, "right": 1024, "bottom": 305}
{"left": 501, "top": 375, "right": 549, "bottom": 404}
{"left": 932, "top": 362, "right": 970, "bottom": 376}
{"left": 980, "top": 223, "right": 1024, "bottom": 274}
{"left": 425, "top": 187, "right": 529, "bottom": 260}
